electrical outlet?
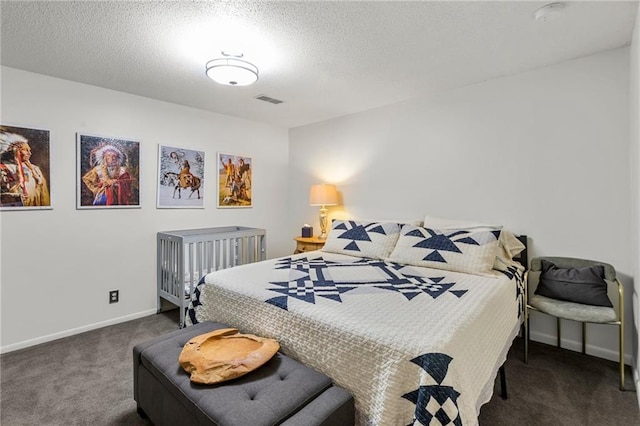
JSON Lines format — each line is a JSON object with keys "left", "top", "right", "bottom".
{"left": 109, "top": 290, "right": 119, "bottom": 304}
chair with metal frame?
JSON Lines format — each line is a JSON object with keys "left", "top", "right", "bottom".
{"left": 523, "top": 256, "right": 624, "bottom": 390}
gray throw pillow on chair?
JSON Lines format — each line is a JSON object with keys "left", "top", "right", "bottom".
{"left": 535, "top": 260, "right": 613, "bottom": 307}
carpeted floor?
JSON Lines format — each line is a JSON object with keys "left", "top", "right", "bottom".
{"left": 1, "top": 311, "right": 180, "bottom": 426}
{"left": 1, "top": 310, "right": 638, "bottom": 425}
{"left": 479, "top": 336, "right": 638, "bottom": 425}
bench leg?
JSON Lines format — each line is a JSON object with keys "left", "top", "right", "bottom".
{"left": 137, "top": 404, "right": 148, "bottom": 419}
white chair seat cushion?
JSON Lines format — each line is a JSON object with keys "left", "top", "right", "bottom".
{"left": 529, "top": 294, "right": 617, "bottom": 323}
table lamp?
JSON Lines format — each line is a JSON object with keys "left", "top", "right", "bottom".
{"left": 309, "top": 184, "right": 338, "bottom": 239}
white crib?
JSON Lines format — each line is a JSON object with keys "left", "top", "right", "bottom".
{"left": 156, "top": 226, "right": 266, "bottom": 327}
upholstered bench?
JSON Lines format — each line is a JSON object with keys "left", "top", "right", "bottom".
{"left": 133, "top": 321, "right": 355, "bottom": 426}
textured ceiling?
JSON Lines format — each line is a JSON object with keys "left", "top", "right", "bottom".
{"left": 1, "top": 1, "right": 637, "bottom": 128}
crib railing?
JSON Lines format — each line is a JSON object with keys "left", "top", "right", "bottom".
{"left": 157, "top": 226, "right": 266, "bottom": 327}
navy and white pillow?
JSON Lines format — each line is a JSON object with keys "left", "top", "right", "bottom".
{"left": 321, "top": 220, "right": 402, "bottom": 260}
{"left": 386, "top": 225, "right": 502, "bottom": 275}
{"left": 423, "top": 215, "right": 525, "bottom": 272}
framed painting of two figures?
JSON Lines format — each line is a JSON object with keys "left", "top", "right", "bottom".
{"left": 217, "top": 152, "right": 252, "bottom": 208}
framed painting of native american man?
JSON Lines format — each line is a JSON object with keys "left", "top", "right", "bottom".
{"left": 157, "top": 144, "right": 205, "bottom": 209}
{"left": 0, "top": 124, "right": 52, "bottom": 210}
{"left": 76, "top": 133, "right": 140, "bottom": 209}
{"left": 217, "top": 152, "right": 252, "bottom": 208}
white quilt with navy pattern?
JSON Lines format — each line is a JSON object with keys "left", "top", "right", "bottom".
{"left": 187, "top": 251, "right": 524, "bottom": 426}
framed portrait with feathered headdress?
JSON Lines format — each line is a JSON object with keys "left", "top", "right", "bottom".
{"left": 0, "top": 124, "right": 52, "bottom": 210}
{"left": 77, "top": 133, "right": 140, "bottom": 209}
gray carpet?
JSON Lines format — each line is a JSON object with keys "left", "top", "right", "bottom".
{"left": 1, "top": 311, "right": 180, "bottom": 426}
{"left": 1, "top": 310, "right": 638, "bottom": 425}
{"left": 480, "top": 337, "right": 639, "bottom": 425}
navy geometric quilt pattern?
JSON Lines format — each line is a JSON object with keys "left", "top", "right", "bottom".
{"left": 407, "top": 227, "right": 501, "bottom": 264}
{"left": 333, "top": 220, "right": 388, "bottom": 253}
{"left": 186, "top": 275, "right": 207, "bottom": 325}
{"left": 497, "top": 265, "right": 526, "bottom": 319}
{"left": 403, "top": 353, "right": 462, "bottom": 426}
{"left": 265, "top": 256, "right": 468, "bottom": 310}
{"left": 322, "top": 220, "right": 401, "bottom": 260}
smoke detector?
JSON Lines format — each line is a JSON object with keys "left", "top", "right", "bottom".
{"left": 534, "top": 3, "right": 565, "bottom": 23}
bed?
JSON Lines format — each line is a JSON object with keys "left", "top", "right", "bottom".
{"left": 186, "top": 219, "right": 527, "bottom": 426}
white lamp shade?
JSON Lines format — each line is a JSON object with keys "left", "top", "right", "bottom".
{"left": 309, "top": 184, "right": 338, "bottom": 206}
{"left": 206, "top": 58, "right": 259, "bottom": 86}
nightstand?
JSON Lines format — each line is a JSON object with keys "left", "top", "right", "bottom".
{"left": 294, "top": 236, "right": 326, "bottom": 254}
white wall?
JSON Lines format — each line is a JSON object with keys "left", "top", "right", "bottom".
{"left": 2, "top": 44, "right": 635, "bottom": 368}
{"left": 0, "top": 67, "right": 291, "bottom": 352}
{"left": 630, "top": 1, "right": 640, "bottom": 403}
{"left": 289, "top": 48, "right": 633, "bottom": 364}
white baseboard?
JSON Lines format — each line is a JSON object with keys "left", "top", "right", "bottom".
{"left": 529, "top": 330, "right": 632, "bottom": 365}
{"left": 0, "top": 309, "right": 157, "bottom": 354}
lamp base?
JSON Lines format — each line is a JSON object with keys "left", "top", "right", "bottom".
{"left": 318, "top": 205, "right": 329, "bottom": 240}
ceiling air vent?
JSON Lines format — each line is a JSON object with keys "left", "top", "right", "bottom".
{"left": 254, "top": 94, "right": 284, "bottom": 105}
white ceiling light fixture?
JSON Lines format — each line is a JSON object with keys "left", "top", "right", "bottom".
{"left": 206, "top": 52, "right": 259, "bottom": 86}
{"left": 534, "top": 3, "right": 565, "bottom": 23}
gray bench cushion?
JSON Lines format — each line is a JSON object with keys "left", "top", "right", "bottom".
{"left": 134, "top": 321, "right": 354, "bottom": 426}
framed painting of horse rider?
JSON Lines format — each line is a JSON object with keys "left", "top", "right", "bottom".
{"left": 217, "top": 152, "right": 252, "bottom": 208}
{"left": 77, "top": 133, "right": 140, "bottom": 209}
{"left": 0, "top": 124, "right": 52, "bottom": 210}
{"left": 157, "top": 145, "right": 205, "bottom": 208}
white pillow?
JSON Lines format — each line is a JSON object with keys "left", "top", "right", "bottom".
{"left": 354, "top": 218, "right": 422, "bottom": 226}
{"left": 321, "top": 220, "right": 402, "bottom": 260}
{"left": 387, "top": 225, "right": 501, "bottom": 276}
{"left": 423, "top": 215, "right": 502, "bottom": 231}
{"left": 493, "top": 230, "right": 526, "bottom": 272}
{"left": 498, "top": 230, "right": 525, "bottom": 258}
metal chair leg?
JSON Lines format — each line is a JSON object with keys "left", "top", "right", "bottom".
{"left": 557, "top": 317, "right": 561, "bottom": 348}
{"left": 524, "top": 311, "right": 529, "bottom": 364}
{"left": 582, "top": 322, "right": 586, "bottom": 354}
{"left": 619, "top": 322, "right": 625, "bottom": 391}
{"left": 618, "top": 277, "right": 625, "bottom": 391}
